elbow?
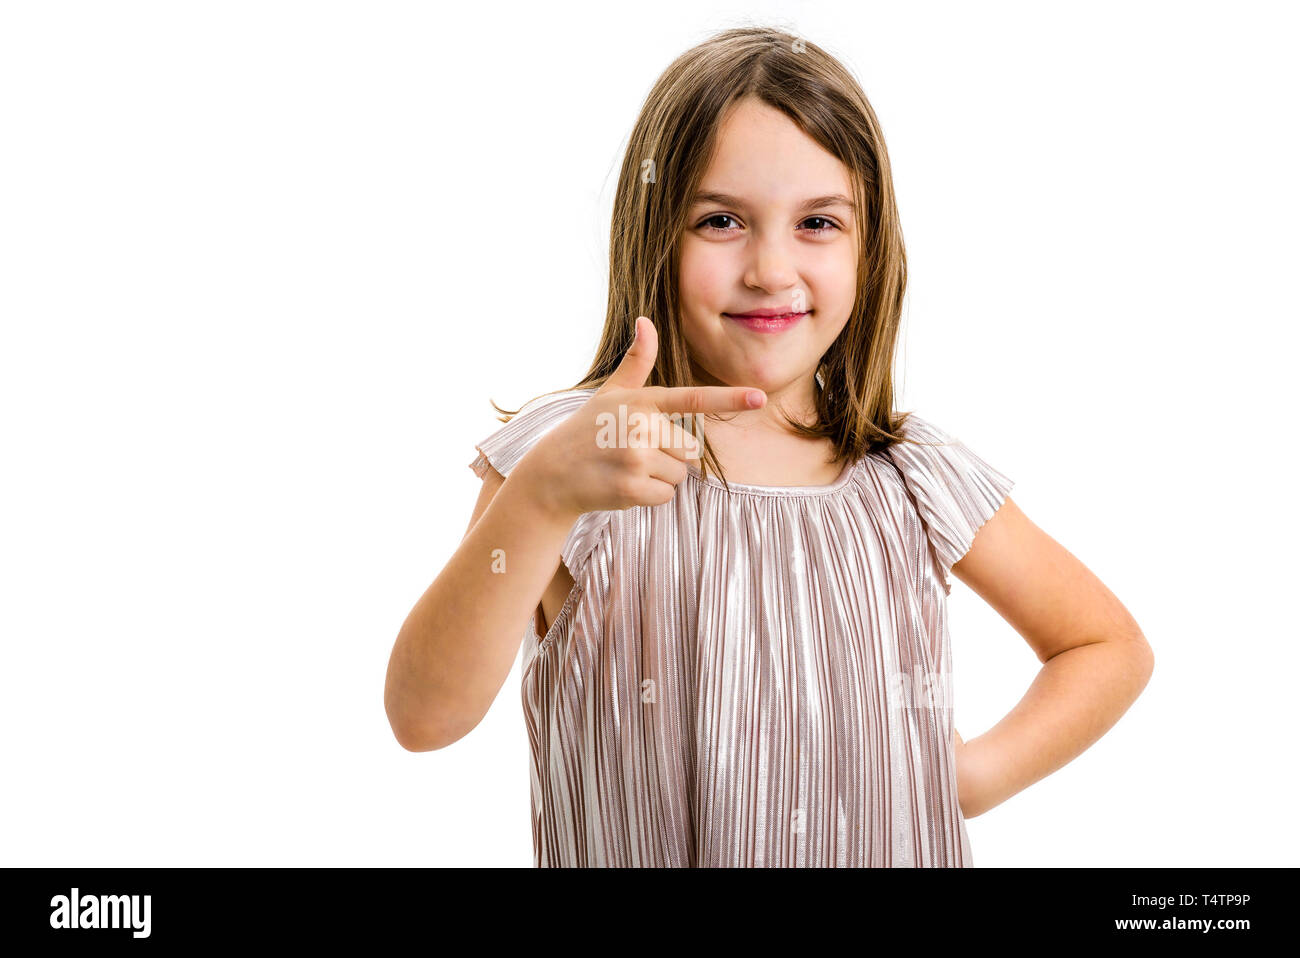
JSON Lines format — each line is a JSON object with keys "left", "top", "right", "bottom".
{"left": 384, "top": 634, "right": 486, "bottom": 752}
{"left": 385, "top": 637, "right": 453, "bottom": 751}
{"left": 388, "top": 709, "right": 457, "bottom": 753}
{"left": 1120, "top": 627, "right": 1155, "bottom": 692}
{"left": 390, "top": 717, "right": 441, "bottom": 753}
{"left": 394, "top": 718, "right": 477, "bottom": 753}
{"left": 385, "top": 681, "right": 449, "bottom": 752}
{"left": 385, "top": 687, "right": 475, "bottom": 752}
{"left": 386, "top": 699, "right": 430, "bottom": 752}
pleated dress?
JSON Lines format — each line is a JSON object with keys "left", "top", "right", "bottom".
{"left": 468, "top": 387, "right": 1015, "bottom": 867}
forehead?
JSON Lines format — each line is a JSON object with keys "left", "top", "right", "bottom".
{"left": 695, "top": 99, "right": 855, "bottom": 209}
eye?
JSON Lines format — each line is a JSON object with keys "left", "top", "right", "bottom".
{"left": 698, "top": 214, "right": 740, "bottom": 233}
{"left": 800, "top": 216, "right": 841, "bottom": 235}
{"left": 695, "top": 213, "right": 843, "bottom": 235}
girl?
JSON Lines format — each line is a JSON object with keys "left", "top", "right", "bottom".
{"left": 385, "top": 26, "right": 1154, "bottom": 867}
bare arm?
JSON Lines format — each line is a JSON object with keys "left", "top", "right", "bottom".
{"left": 385, "top": 316, "right": 763, "bottom": 753}
{"left": 383, "top": 460, "right": 575, "bottom": 752}
{"left": 950, "top": 497, "right": 1155, "bottom": 817}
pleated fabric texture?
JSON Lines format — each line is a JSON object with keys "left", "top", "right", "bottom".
{"left": 468, "top": 387, "right": 1014, "bottom": 867}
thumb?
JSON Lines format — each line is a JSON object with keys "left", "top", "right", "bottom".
{"left": 600, "top": 316, "right": 657, "bottom": 392}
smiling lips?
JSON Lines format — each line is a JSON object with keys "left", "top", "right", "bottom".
{"left": 723, "top": 308, "right": 810, "bottom": 333}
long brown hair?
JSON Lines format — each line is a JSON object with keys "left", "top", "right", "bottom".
{"left": 489, "top": 25, "right": 925, "bottom": 489}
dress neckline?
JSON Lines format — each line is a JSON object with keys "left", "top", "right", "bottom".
{"left": 685, "top": 456, "right": 860, "bottom": 498}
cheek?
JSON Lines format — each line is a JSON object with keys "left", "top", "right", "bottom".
{"left": 678, "top": 242, "right": 729, "bottom": 306}
{"left": 808, "top": 248, "right": 858, "bottom": 299}
{"left": 839, "top": 246, "right": 862, "bottom": 294}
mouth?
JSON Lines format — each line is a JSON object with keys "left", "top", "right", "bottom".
{"left": 722, "top": 309, "right": 810, "bottom": 333}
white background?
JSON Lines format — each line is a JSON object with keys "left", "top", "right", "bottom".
{"left": 2, "top": 0, "right": 1296, "bottom": 867}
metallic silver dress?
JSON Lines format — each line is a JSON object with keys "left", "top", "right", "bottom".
{"left": 469, "top": 387, "right": 1014, "bottom": 867}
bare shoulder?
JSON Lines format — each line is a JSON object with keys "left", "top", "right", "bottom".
{"left": 952, "top": 497, "right": 1153, "bottom": 668}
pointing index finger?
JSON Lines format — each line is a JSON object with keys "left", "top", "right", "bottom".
{"left": 649, "top": 385, "right": 766, "bottom": 415}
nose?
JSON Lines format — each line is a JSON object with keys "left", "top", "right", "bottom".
{"left": 742, "top": 229, "right": 800, "bottom": 296}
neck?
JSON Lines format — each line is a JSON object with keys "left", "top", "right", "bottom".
{"left": 690, "top": 363, "right": 821, "bottom": 436}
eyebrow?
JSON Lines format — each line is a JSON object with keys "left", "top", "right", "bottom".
{"left": 691, "top": 190, "right": 857, "bottom": 214}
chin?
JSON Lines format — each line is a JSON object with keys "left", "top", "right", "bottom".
{"left": 727, "top": 366, "right": 800, "bottom": 394}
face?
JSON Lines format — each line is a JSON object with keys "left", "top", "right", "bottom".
{"left": 678, "top": 96, "right": 860, "bottom": 411}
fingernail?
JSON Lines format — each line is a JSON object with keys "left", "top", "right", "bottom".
{"left": 746, "top": 390, "right": 764, "bottom": 408}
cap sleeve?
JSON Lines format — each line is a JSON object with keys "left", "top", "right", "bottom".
{"left": 467, "top": 387, "right": 609, "bottom": 581}
{"left": 468, "top": 388, "right": 596, "bottom": 481}
{"left": 883, "top": 413, "right": 1015, "bottom": 596}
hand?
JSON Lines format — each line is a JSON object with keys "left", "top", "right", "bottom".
{"left": 514, "top": 316, "right": 766, "bottom": 520}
